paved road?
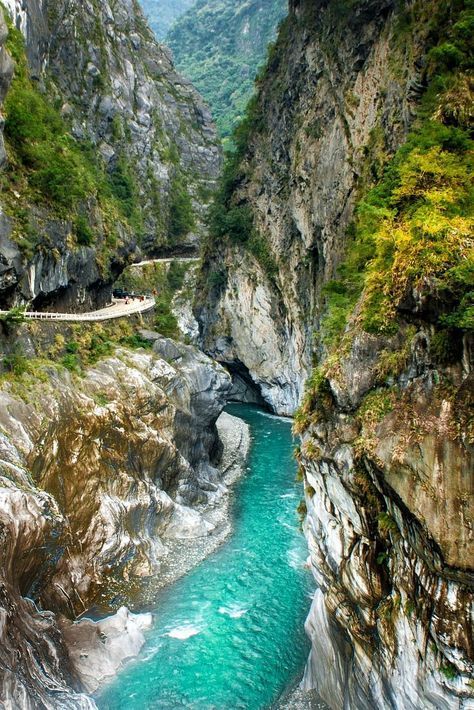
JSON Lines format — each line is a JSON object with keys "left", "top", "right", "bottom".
{"left": 0, "top": 297, "right": 156, "bottom": 323}
{"left": 131, "top": 257, "right": 199, "bottom": 268}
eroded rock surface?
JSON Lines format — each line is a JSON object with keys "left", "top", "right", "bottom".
{"left": 197, "top": 0, "right": 473, "bottom": 706}
{"left": 299, "top": 330, "right": 474, "bottom": 709}
{"left": 198, "top": 0, "right": 430, "bottom": 415}
{"left": 0, "top": 338, "right": 233, "bottom": 707}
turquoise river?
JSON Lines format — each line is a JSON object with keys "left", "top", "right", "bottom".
{"left": 97, "top": 404, "right": 314, "bottom": 709}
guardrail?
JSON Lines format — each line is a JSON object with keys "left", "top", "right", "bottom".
{"left": 0, "top": 298, "right": 156, "bottom": 323}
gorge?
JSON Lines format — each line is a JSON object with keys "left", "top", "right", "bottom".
{"left": 0, "top": 0, "right": 472, "bottom": 708}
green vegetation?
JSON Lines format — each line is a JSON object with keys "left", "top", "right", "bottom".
{"left": 169, "top": 173, "right": 195, "bottom": 243}
{"left": 0, "top": 9, "right": 145, "bottom": 257}
{"left": 440, "top": 661, "right": 460, "bottom": 680}
{"left": 75, "top": 215, "right": 94, "bottom": 246}
{"left": 297, "top": 499, "right": 307, "bottom": 520}
{"left": 2, "top": 351, "right": 31, "bottom": 377}
{"left": 167, "top": 0, "right": 287, "bottom": 143}
{"left": 205, "top": 92, "right": 278, "bottom": 279}
{"left": 377, "top": 512, "right": 401, "bottom": 542}
{"left": 292, "top": 0, "right": 473, "bottom": 436}
{"left": 293, "top": 368, "right": 332, "bottom": 436}
{"left": 321, "top": 0, "right": 474, "bottom": 345}
{"left": 0, "top": 306, "right": 26, "bottom": 325}
{"left": 60, "top": 329, "right": 114, "bottom": 371}
{"left": 3, "top": 73, "right": 95, "bottom": 208}
{"left": 140, "top": 0, "right": 196, "bottom": 39}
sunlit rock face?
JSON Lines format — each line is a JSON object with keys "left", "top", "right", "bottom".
{"left": 0, "top": 338, "right": 231, "bottom": 707}
{"left": 299, "top": 330, "right": 474, "bottom": 709}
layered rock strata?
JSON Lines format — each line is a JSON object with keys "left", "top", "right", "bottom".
{"left": 197, "top": 0, "right": 474, "bottom": 706}
{"left": 300, "top": 330, "right": 473, "bottom": 709}
{"left": 0, "top": 336, "right": 233, "bottom": 707}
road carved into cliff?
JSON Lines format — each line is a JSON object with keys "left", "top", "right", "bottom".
{"left": 0, "top": 297, "right": 156, "bottom": 322}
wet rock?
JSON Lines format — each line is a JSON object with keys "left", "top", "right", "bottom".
{"left": 60, "top": 607, "right": 153, "bottom": 694}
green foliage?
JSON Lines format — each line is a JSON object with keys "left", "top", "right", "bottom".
{"left": 61, "top": 353, "right": 81, "bottom": 373}
{"left": 293, "top": 368, "right": 332, "bottom": 435}
{"left": 168, "top": 173, "right": 195, "bottom": 243}
{"left": 440, "top": 661, "right": 459, "bottom": 680}
{"left": 210, "top": 203, "right": 252, "bottom": 244}
{"left": 429, "top": 42, "right": 464, "bottom": 71}
{"left": 119, "top": 334, "right": 154, "bottom": 350}
{"left": 74, "top": 215, "right": 94, "bottom": 247}
{"left": 320, "top": 0, "right": 474, "bottom": 346}
{"left": 3, "top": 23, "right": 97, "bottom": 208}
{"left": 4, "top": 81, "right": 95, "bottom": 206}
{"left": 166, "top": 0, "right": 287, "bottom": 141}
{"left": 247, "top": 233, "right": 278, "bottom": 278}
{"left": 0, "top": 13, "right": 145, "bottom": 256}
{"left": 2, "top": 351, "right": 30, "bottom": 376}
{"left": 0, "top": 306, "right": 26, "bottom": 325}
{"left": 207, "top": 91, "right": 278, "bottom": 278}
{"left": 109, "top": 159, "right": 138, "bottom": 220}
{"left": 93, "top": 392, "right": 110, "bottom": 406}
{"left": 358, "top": 390, "right": 394, "bottom": 428}
{"left": 430, "top": 328, "right": 463, "bottom": 364}
{"left": 154, "top": 296, "right": 179, "bottom": 338}
{"left": 377, "top": 512, "right": 401, "bottom": 541}
{"left": 57, "top": 329, "right": 114, "bottom": 373}
{"left": 65, "top": 341, "right": 79, "bottom": 354}
{"left": 297, "top": 499, "right": 307, "bottom": 520}
{"left": 208, "top": 269, "right": 227, "bottom": 288}
{"left": 167, "top": 261, "right": 188, "bottom": 291}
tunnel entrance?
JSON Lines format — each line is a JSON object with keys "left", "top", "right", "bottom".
{"left": 225, "top": 360, "right": 269, "bottom": 410}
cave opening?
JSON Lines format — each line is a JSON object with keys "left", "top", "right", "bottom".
{"left": 225, "top": 360, "right": 270, "bottom": 410}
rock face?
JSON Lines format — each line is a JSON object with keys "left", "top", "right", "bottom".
{"left": 197, "top": 0, "right": 428, "bottom": 415}
{"left": 60, "top": 608, "right": 153, "bottom": 694}
{"left": 0, "top": 336, "right": 232, "bottom": 707}
{"left": 197, "top": 0, "right": 474, "bottom": 707}
{"left": 0, "top": 0, "right": 220, "bottom": 312}
{"left": 300, "top": 331, "right": 474, "bottom": 709}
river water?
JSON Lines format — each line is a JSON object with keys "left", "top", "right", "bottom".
{"left": 97, "top": 404, "right": 313, "bottom": 709}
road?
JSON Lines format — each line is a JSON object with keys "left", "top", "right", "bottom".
{"left": 0, "top": 297, "right": 156, "bottom": 323}
{"left": 131, "top": 257, "right": 199, "bottom": 268}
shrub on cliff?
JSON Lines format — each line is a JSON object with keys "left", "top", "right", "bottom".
{"left": 321, "top": 0, "right": 474, "bottom": 345}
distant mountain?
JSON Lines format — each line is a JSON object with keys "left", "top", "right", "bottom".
{"left": 166, "top": 0, "right": 288, "bottom": 143}
{"left": 139, "top": 0, "right": 197, "bottom": 39}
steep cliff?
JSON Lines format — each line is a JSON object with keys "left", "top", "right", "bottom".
{"left": 0, "top": 332, "right": 233, "bottom": 707}
{"left": 0, "top": 0, "right": 220, "bottom": 313}
{"left": 198, "top": 0, "right": 474, "bottom": 706}
{"left": 199, "top": 0, "right": 420, "bottom": 414}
